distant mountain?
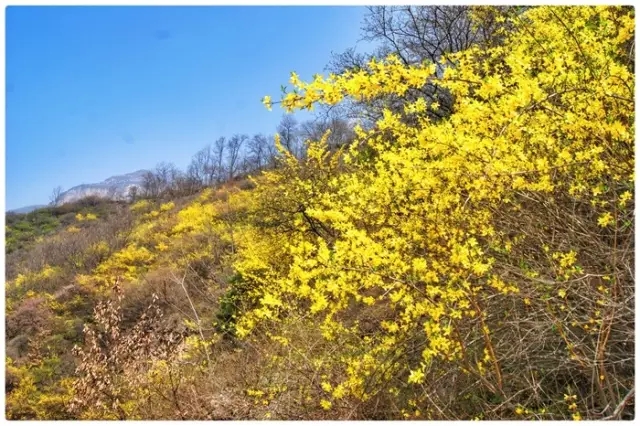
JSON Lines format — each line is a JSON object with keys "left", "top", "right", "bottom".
{"left": 8, "top": 204, "right": 47, "bottom": 214}
{"left": 7, "top": 170, "right": 150, "bottom": 214}
{"left": 56, "top": 170, "right": 149, "bottom": 205}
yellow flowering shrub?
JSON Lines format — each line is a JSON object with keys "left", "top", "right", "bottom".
{"left": 130, "top": 199, "right": 151, "bottom": 213}
{"left": 7, "top": 265, "right": 64, "bottom": 306}
{"left": 6, "top": 358, "right": 75, "bottom": 420}
{"left": 244, "top": 5, "right": 633, "bottom": 417}
{"left": 172, "top": 201, "right": 218, "bottom": 235}
{"left": 94, "top": 244, "right": 156, "bottom": 284}
{"left": 159, "top": 201, "right": 175, "bottom": 212}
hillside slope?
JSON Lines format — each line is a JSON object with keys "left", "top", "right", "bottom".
{"left": 5, "top": 6, "right": 635, "bottom": 421}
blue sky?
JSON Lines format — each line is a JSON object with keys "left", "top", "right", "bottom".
{"left": 5, "top": 6, "right": 370, "bottom": 210}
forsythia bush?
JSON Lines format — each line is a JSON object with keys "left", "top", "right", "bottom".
{"left": 242, "top": 6, "right": 634, "bottom": 419}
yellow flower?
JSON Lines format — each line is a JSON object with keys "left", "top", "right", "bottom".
{"left": 262, "top": 95, "right": 272, "bottom": 111}
{"left": 261, "top": 292, "right": 283, "bottom": 307}
{"left": 408, "top": 369, "right": 425, "bottom": 384}
{"left": 597, "top": 212, "right": 614, "bottom": 227}
{"left": 618, "top": 191, "right": 632, "bottom": 207}
{"left": 558, "top": 250, "right": 577, "bottom": 268}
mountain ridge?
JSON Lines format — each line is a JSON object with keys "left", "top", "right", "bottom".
{"left": 56, "top": 169, "right": 149, "bottom": 205}
{"left": 8, "top": 169, "right": 150, "bottom": 213}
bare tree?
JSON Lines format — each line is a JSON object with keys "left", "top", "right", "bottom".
{"left": 167, "top": 164, "right": 182, "bottom": 194}
{"left": 226, "top": 134, "right": 248, "bottom": 180}
{"left": 49, "top": 186, "right": 64, "bottom": 206}
{"left": 154, "top": 163, "right": 170, "bottom": 196}
{"left": 248, "top": 133, "right": 269, "bottom": 171}
{"left": 277, "top": 115, "right": 300, "bottom": 158}
{"left": 189, "top": 144, "right": 217, "bottom": 186}
{"left": 186, "top": 162, "right": 200, "bottom": 185}
{"left": 265, "top": 135, "right": 279, "bottom": 169}
{"left": 127, "top": 185, "right": 139, "bottom": 202}
{"left": 187, "top": 149, "right": 205, "bottom": 187}
{"left": 152, "top": 162, "right": 182, "bottom": 198}
{"left": 300, "top": 116, "right": 355, "bottom": 151}
{"left": 361, "top": 6, "right": 511, "bottom": 68}
{"left": 186, "top": 162, "right": 206, "bottom": 191}
{"left": 141, "top": 171, "right": 159, "bottom": 199}
{"left": 174, "top": 172, "right": 201, "bottom": 196}
{"left": 326, "top": 47, "right": 372, "bottom": 74}
{"left": 325, "top": 6, "right": 517, "bottom": 125}
{"left": 214, "top": 137, "right": 226, "bottom": 184}
{"left": 238, "top": 156, "right": 252, "bottom": 177}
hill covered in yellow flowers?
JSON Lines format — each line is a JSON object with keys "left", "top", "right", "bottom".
{"left": 5, "top": 6, "right": 635, "bottom": 420}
